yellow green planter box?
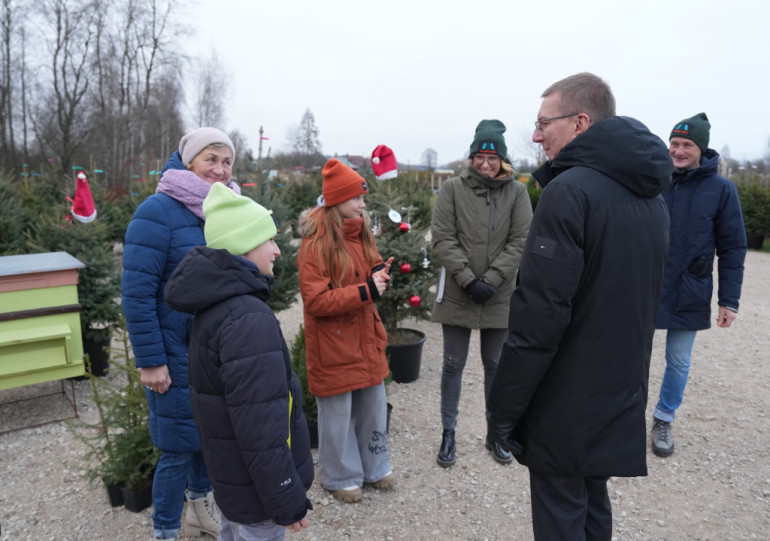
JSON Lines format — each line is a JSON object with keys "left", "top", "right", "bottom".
{"left": 0, "top": 252, "right": 86, "bottom": 389}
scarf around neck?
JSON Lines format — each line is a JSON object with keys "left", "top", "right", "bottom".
{"left": 156, "top": 169, "right": 241, "bottom": 220}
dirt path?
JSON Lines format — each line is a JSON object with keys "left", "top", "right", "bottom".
{"left": 1, "top": 250, "right": 768, "bottom": 540}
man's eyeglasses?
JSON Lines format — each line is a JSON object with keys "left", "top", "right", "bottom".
{"left": 534, "top": 113, "right": 579, "bottom": 133}
{"left": 472, "top": 154, "right": 500, "bottom": 166}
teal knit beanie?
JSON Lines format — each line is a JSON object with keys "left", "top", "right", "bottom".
{"left": 469, "top": 119, "right": 508, "bottom": 158}
{"left": 203, "top": 182, "right": 277, "bottom": 255}
{"left": 670, "top": 112, "right": 710, "bottom": 153}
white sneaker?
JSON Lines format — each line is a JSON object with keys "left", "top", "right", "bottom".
{"left": 184, "top": 491, "right": 221, "bottom": 537}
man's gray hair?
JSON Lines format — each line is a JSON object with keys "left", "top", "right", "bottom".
{"left": 542, "top": 72, "right": 616, "bottom": 122}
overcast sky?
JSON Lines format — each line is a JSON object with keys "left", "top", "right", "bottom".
{"left": 185, "top": 0, "right": 770, "bottom": 167}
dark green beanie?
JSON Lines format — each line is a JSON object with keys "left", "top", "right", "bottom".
{"left": 470, "top": 119, "right": 507, "bottom": 158}
{"left": 670, "top": 112, "right": 710, "bottom": 152}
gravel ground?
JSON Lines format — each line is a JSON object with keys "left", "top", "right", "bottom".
{"left": 1, "top": 250, "right": 769, "bottom": 541}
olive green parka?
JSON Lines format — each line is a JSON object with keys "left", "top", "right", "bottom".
{"left": 431, "top": 165, "right": 532, "bottom": 329}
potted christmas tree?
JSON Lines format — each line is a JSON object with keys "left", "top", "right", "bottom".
{"left": 69, "top": 317, "right": 159, "bottom": 512}
{"left": 368, "top": 146, "right": 438, "bottom": 382}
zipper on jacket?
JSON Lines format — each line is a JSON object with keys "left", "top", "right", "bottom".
{"left": 484, "top": 187, "right": 498, "bottom": 230}
{"left": 287, "top": 391, "right": 293, "bottom": 449}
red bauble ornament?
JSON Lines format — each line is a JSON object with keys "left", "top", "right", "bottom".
{"left": 399, "top": 262, "right": 412, "bottom": 274}
{"left": 409, "top": 295, "right": 421, "bottom": 307}
{"left": 399, "top": 222, "right": 410, "bottom": 233}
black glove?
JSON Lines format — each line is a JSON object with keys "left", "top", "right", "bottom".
{"left": 464, "top": 279, "right": 496, "bottom": 304}
{"left": 488, "top": 414, "right": 523, "bottom": 456}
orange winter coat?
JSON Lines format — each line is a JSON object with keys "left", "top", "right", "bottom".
{"left": 297, "top": 217, "right": 389, "bottom": 397}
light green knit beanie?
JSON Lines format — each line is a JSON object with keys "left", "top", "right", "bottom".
{"left": 203, "top": 182, "right": 277, "bottom": 255}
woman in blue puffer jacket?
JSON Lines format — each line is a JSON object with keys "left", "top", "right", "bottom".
{"left": 121, "top": 127, "right": 240, "bottom": 541}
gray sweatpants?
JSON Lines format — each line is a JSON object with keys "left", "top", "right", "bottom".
{"left": 316, "top": 382, "right": 391, "bottom": 490}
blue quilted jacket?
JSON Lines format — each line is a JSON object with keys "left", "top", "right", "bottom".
{"left": 121, "top": 192, "right": 204, "bottom": 452}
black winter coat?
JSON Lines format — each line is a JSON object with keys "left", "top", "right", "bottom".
{"left": 488, "top": 116, "right": 672, "bottom": 477}
{"left": 165, "top": 247, "right": 313, "bottom": 526}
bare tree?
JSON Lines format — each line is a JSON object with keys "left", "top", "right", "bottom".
{"left": 86, "top": 0, "right": 181, "bottom": 186}
{"left": 190, "top": 51, "right": 227, "bottom": 127}
{"left": 422, "top": 148, "right": 437, "bottom": 172}
{"left": 0, "top": 0, "right": 190, "bottom": 183}
{"left": 519, "top": 129, "right": 546, "bottom": 168}
{"left": 135, "top": 0, "right": 174, "bottom": 149}
{"left": 0, "top": 0, "right": 15, "bottom": 167}
{"left": 289, "top": 108, "right": 322, "bottom": 170}
{"left": 32, "top": 0, "right": 96, "bottom": 173}
{"left": 18, "top": 25, "right": 28, "bottom": 161}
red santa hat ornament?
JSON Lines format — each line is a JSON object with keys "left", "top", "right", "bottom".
{"left": 71, "top": 172, "right": 97, "bottom": 223}
{"left": 371, "top": 144, "right": 398, "bottom": 180}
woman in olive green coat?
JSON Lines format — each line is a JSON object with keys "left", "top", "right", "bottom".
{"left": 431, "top": 119, "right": 533, "bottom": 468}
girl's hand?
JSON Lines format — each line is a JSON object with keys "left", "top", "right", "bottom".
{"left": 373, "top": 257, "right": 394, "bottom": 295}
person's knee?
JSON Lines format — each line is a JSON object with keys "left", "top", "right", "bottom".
{"left": 666, "top": 352, "right": 692, "bottom": 371}
{"left": 442, "top": 354, "right": 467, "bottom": 374}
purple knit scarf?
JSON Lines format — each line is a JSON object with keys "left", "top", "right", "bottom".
{"left": 155, "top": 169, "right": 241, "bottom": 220}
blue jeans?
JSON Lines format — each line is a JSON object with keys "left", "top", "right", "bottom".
{"left": 152, "top": 450, "right": 211, "bottom": 539}
{"left": 653, "top": 329, "right": 698, "bottom": 423}
{"left": 440, "top": 324, "right": 508, "bottom": 431}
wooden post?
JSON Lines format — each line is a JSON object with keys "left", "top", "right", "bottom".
{"left": 258, "top": 126, "right": 264, "bottom": 175}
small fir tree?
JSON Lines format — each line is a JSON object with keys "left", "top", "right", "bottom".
{"left": 69, "top": 317, "right": 160, "bottom": 490}
{"left": 289, "top": 324, "right": 316, "bottom": 425}
{"left": 367, "top": 174, "right": 438, "bottom": 342}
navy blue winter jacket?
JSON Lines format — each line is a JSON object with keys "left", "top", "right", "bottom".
{"left": 121, "top": 192, "right": 204, "bottom": 453}
{"left": 165, "top": 246, "right": 314, "bottom": 526}
{"left": 655, "top": 149, "right": 747, "bottom": 330}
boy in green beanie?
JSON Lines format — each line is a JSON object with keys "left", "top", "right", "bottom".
{"left": 165, "top": 183, "right": 314, "bottom": 540}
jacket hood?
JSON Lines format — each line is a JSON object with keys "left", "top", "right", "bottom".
{"left": 535, "top": 116, "right": 673, "bottom": 197}
{"left": 165, "top": 246, "right": 272, "bottom": 314}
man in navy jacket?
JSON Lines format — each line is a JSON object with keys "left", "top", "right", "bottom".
{"left": 651, "top": 113, "right": 747, "bottom": 458}
{"left": 488, "top": 73, "right": 672, "bottom": 541}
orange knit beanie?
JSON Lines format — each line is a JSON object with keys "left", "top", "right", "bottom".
{"left": 320, "top": 159, "right": 368, "bottom": 207}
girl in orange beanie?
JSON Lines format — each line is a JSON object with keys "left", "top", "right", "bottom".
{"left": 297, "top": 158, "right": 395, "bottom": 503}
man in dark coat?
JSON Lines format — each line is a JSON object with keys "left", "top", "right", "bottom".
{"left": 650, "top": 113, "right": 747, "bottom": 458}
{"left": 488, "top": 72, "right": 672, "bottom": 541}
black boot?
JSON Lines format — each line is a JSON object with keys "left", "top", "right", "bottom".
{"left": 437, "top": 429, "right": 456, "bottom": 468}
{"left": 486, "top": 434, "right": 513, "bottom": 465}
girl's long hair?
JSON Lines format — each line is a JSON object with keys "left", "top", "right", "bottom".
{"left": 300, "top": 205, "right": 380, "bottom": 288}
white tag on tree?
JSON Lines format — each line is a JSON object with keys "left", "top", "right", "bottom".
{"left": 388, "top": 209, "right": 402, "bottom": 223}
